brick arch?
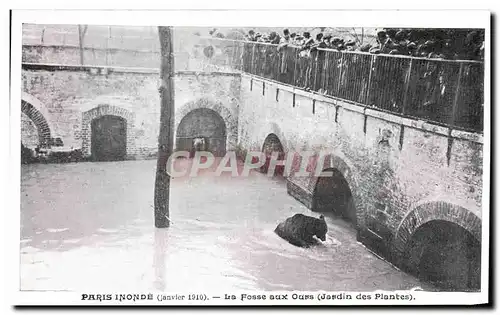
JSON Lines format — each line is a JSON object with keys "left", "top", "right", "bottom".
{"left": 81, "top": 105, "right": 135, "bottom": 158}
{"left": 21, "top": 94, "right": 52, "bottom": 147}
{"left": 175, "top": 97, "right": 236, "bottom": 150}
{"left": 260, "top": 122, "right": 289, "bottom": 153}
{"left": 308, "top": 153, "right": 364, "bottom": 229}
{"left": 393, "top": 201, "right": 482, "bottom": 254}
{"left": 261, "top": 133, "right": 285, "bottom": 152}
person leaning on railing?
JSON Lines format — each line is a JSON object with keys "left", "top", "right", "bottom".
{"left": 246, "top": 30, "right": 257, "bottom": 42}
{"left": 279, "top": 29, "right": 291, "bottom": 45}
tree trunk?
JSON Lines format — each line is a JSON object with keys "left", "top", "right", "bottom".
{"left": 154, "top": 26, "right": 175, "bottom": 228}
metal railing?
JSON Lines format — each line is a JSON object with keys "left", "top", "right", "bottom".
{"left": 199, "top": 38, "right": 484, "bottom": 133}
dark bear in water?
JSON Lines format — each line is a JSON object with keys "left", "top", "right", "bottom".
{"left": 274, "top": 213, "right": 328, "bottom": 248}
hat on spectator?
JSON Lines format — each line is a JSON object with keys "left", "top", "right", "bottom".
{"left": 424, "top": 40, "right": 436, "bottom": 47}
{"left": 283, "top": 29, "right": 290, "bottom": 36}
{"left": 346, "top": 39, "right": 356, "bottom": 46}
{"left": 369, "top": 47, "right": 381, "bottom": 54}
{"left": 290, "top": 32, "right": 297, "bottom": 38}
{"left": 377, "top": 30, "right": 387, "bottom": 37}
{"left": 332, "top": 37, "right": 342, "bottom": 43}
{"left": 395, "top": 30, "right": 406, "bottom": 41}
{"left": 386, "top": 29, "right": 398, "bottom": 39}
{"left": 407, "top": 42, "right": 417, "bottom": 50}
{"left": 303, "top": 32, "right": 311, "bottom": 38}
{"left": 323, "top": 34, "right": 332, "bottom": 40}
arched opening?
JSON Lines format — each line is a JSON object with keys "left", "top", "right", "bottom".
{"left": 405, "top": 220, "right": 481, "bottom": 291}
{"left": 260, "top": 133, "right": 285, "bottom": 177}
{"left": 21, "top": 112, "right": 39, "bottom": 149}
{"left": 21, "top": 100, "right": 51, "bottom": 148}
{"left": 176, "top": 108, "right": 227, "bottom": 157}
{"left": 312, "top": 168, "right": 356, "bottom": 225}
{"left": 91, "top": 115, "right": 127, "bottom": 161}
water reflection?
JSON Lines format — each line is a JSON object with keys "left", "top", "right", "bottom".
{"left": 153, "top": 228, "right": 168, "bottom": 291}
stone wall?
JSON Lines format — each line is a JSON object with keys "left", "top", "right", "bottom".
{"left": 236, "top": 74, "right": 483, "bottom": 264}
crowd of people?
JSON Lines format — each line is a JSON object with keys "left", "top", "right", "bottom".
{"left": 209, "top": 28, "right": 485, "bottom": 61}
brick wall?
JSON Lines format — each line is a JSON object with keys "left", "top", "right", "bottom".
{"left": 21, "top": 66, "right": 240, "bottom": 159}
{"left": 21, "top": 112, "right": 38, "bottom": 149}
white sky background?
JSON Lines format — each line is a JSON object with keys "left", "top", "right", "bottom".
{"left": 1, "top": 0, "right": 498, "bottom": 312}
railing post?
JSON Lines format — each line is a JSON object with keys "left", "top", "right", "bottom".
{"left": 292, "top": 47, "right": 299, "bottom": 86}
{"left": 336, "top": 53, "right": 345, "bottom": 95}
{"left": 231, "top": 42, "right": 238, "bottom": 70}
{"left": 450, "top": 63, "right": 465, "bottom": 128}
{"left": 251, "top": 44, "right": 256, "bottom": 75}
{"left": 364, "top": 54, "right": 375, "bottom": 105}
{"left": 312, "top": 52, "right": 319, "bottom": 91}
{"left": 322, "top": 51, "right": 330, "bottom": 93}
{"left": 401, "top": 59, "right": 414, "bottom": 115}
{"left": 262, "top": 45, "right": 268, "bottom": 78}
{"left": 238, "top": 42, "right": 244, "bottom": 71}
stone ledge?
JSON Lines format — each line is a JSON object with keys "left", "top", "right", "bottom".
{"left": 242, "top": 73, "right": 483, "bottom": 144}
{"left": 337, "top": 99, "right": 366, "bottom": 115}
{"left": 451, "top": 129, "right": 484, "bottom": 144}
{"left": 23, "top": 43, "right": 160, "bottom": 54}
{"left": 177, "top": 70, "right": 241, "bottom": 77}
{"left": 22, "top": 62, "right": 242, "bottom": 78}
{"left": 22, "top": 62, "right": 159, "bottom": 74}
{"left": 286, "top": 179, "right": 313, "bottom": 210}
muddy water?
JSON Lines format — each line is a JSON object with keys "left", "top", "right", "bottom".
{"left": 20, "top": 159, "right": 431, "bottom": 292}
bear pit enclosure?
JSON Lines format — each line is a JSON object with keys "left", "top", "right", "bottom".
{"left": 20, "top": 160, "right": 432, "bottom": 291}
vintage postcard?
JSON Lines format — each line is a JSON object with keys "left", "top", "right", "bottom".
{"left": 8, "top": 9, "right": 490, "bottom": 306}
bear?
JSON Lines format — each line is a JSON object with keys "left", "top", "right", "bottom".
{"left": 274, "top": 213, "right": 328, "bottom": 248}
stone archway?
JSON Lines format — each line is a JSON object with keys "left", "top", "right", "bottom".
{"left": 81, "top": 105, "right": 135, "bottom": 159}
{"left": 309, "top": 154, "right": 363, "bottom": 229}
{"left": 175, "top": 98, "right": 237, "bottom": 152}
{"left": 260, "top": 133, "right": 286, "bottom": 176}
{"left": 312, "top": 167, "right": 356, "bottom": 225}
{"left": 394, "top": 202, "right": 482, "bottom": 291}
{"left": 176, "top": 108, "right": 227, "bottom": 157}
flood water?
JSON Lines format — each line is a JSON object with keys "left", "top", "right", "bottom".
{"left": 20, "top": 159, "right": 431, "bottom": 292}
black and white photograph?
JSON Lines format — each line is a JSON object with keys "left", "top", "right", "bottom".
{"left": 6, "top": 8, "right": 490, "bottom": 306}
